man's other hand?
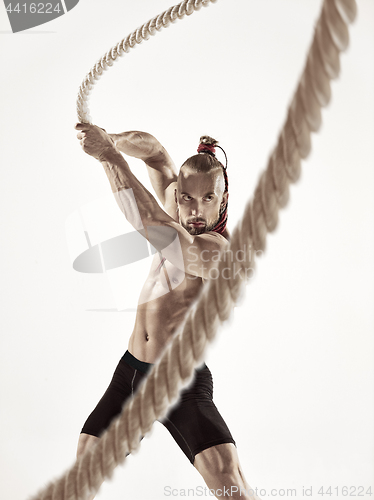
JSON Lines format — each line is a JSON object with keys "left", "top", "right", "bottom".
{"left": 75, "top": 123, "right": 117, "bottom": 162}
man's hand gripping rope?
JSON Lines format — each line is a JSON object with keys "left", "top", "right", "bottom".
{"left": 75, "top": 122, "right": 117, "bottom": 163}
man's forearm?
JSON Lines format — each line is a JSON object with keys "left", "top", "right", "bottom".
{"left": 100, "top": 148, "right": 172, "bottom": 227}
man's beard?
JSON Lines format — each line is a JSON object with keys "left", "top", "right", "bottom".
{"left": 181, "top": 215, "right": 220, "bottom": 235}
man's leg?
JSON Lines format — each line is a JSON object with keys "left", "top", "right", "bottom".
{"left": 74, "top": 352, "right": 148, "bottom": 499}
{"left": 194, "top": 443, "right": 261, "bottom": 500}
{"left": 161, "top": 364, "right": 259, "bottom": 499}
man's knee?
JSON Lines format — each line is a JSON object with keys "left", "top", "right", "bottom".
{"left": 195, "top": 443, "right": 240, "bottom": 478}
{"left": 77, "top": 432, "right": 100, "bottom": 459}
{"left": 216, "top": 462, "right": 244, "bottom": 485}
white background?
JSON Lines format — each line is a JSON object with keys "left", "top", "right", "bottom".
{"left": 0, "top": 1, "right": 373, "bottom": 499}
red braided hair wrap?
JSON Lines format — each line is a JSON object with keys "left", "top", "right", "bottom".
{"left": 197, "top": 142, "right": 229, "bottom": 236}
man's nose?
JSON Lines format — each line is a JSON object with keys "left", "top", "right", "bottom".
{"left": 190, "top": 201, "right": 202, "bottom": 216}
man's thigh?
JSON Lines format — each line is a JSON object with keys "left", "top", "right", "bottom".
{"left": 161, "top": 364, "right": 235, "bottom": 464}
{"left": 80, "top": 356, "right": 143, "bottom": 437}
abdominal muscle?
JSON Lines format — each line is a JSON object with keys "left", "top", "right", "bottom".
{"left": 127, "top": 253, "right": 203, "bottom": 363}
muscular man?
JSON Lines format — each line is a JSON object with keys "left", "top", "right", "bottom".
{"left": 75, "top": 124, "right": 259, "bottom": 500}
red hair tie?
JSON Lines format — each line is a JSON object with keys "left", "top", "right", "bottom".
{"left": 197, "top": 143, "right": 216, "bottom": 155}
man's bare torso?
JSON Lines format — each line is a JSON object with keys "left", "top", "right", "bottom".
{"left": 75, "top": 127, "right": 228, "bottom": 364}
{"left": 128, "top": 253, "right": 203, "bottom": 363}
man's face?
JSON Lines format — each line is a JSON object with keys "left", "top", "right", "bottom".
{"left": 176, "top": 166, "right": 227, "bottom": 235}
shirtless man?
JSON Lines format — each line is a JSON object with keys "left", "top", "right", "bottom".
{"left": 75, "top": 123, "right": 259, "bottom": 500}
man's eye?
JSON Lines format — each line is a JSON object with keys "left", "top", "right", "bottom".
{"left": 204, "top": 196, "right": 213, "bottom": 202}
{"left": 183, "top": 195, "right": 191, "bottom": 201}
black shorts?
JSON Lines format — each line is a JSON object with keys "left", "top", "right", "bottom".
{"left": 81, "top": 350, "right": 235, "bottom": 464}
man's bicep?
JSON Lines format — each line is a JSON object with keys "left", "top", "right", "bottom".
{"left": 144, "top": 151, "right": 178, "bottom": 208}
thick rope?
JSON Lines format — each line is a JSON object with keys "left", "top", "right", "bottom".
{"left": 29, "top": 0, "right": 356, "bottom": 499}
{"left": 76, "top": 0, "right": 217, "bottom": 124}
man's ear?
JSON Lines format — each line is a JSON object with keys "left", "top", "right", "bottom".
{"left": 220, "top": 191, "right": 229, "bottom": 211}
{"left": 174, "top": 188, "right": 178, "bottom": 204}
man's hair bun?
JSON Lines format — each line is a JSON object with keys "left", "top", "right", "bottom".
{"left": 199, "top": 136, "right": 219, "bottom": 147}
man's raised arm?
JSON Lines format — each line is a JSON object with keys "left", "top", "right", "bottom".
{"left": 75, "top": 123, "right": 172, "bottom": 224}
{"left": 75, "top": 123, "right": 228, "bottom": 278}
